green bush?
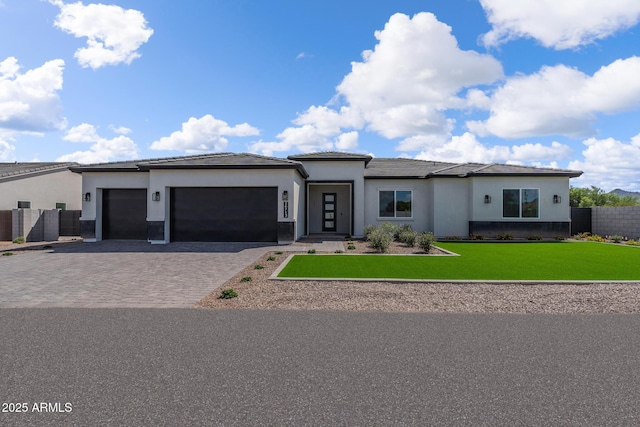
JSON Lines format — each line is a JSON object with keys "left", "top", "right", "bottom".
{"left": 334, "top": 249, "right": 344, "bottom": 254}
{"left": 254, "top": 264, "right": 264, "bottom": 270}
{"left": 307, "top": 249, "right": 316, "bottom": 254}
{"left": 609, "top": 235, "right": 624, "bottom": 243}
{"left": 554, "top": 236, "right": 566, "bottom": 241}
{"left": 368, "top": 228, "right": 393, "bottom": 253}
{"left": 626, "top": 239, "right": 640, "bottom": 246}
{"left": 469, "top": 234, "right": 485, "bottom": 240}
{"left": 398, "top": 230, "right": 417, "bottom": 247}
{"left": 586, "top": 234, "right": 606, "bottom": 242}
{"left": 218, "top": 289, "right": 238, "bottom": 299}
{"left": 240, "top": 276, "right": 252, "bottom": 282}
{"left": 12, "top": 236, "right": 25, "bottom": 244}
{"left": 379, "top": 222, "right": 398, "bottom": 239}
{"left": 347, "top": 244, "right": 356, "bottom": 250}
{"left": 274, "top": 251, "right": 283, "bottom": 255}
{"left": 2, "top": 252, "right": 13, "bottom": 256}
{"left": 526, "top": 235, "right": 542, "bottom": 240}
{"left": 363, "top": 224, "right": 377, "bottom": 241}
{"left": 417, "top": 232, "right": 435, "bottom": 253}
{"left": 394, "top": 224, "right": 413, "bottom": 240}
{"left": 496, "top": 233, "right": 514, "bottom": 240}
{"left": 574, "top": 232, "right": 591, "bottom": 240}
{"left": 267, "top": 256, "right": 276, "bottom": 261}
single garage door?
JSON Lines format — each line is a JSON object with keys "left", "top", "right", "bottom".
{"left": 102, "top": 189, "right": 147, "bottom": 240}
{"left": 170, "top": 187, "right": 277, "bottom": 242}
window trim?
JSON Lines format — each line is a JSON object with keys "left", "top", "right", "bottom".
{"left": 56, "top": 202, "right": 67, "bottom": 211}
{"left": 377, "top": 189, "right": 414, "bottom": 220}
{"left": 17, "top": 200, "right": 31, "bottom": 209}
{"left": 502, "top": 188, "right": 540, "bottom": 219}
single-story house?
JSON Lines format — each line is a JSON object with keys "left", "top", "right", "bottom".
{"left": 0, "top": 162, "right": 81, "bottom": 211}
{"left": 69, "top": 152, "right": 582, "bottom": 243}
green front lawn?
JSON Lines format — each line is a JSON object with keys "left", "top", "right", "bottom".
{"left": 278, "top": 242, "right": 640, "bottom": 281}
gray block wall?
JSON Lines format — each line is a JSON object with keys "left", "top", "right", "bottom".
{"left": 11, "top": 209, "right": 60, "bottom": 242}
{"left": 592, "top": 206, "right": 640, "bottom": 239}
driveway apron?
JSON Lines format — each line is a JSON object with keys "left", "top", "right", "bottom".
{"left": 0, "top": 241, "right": 283, "bottom": 308}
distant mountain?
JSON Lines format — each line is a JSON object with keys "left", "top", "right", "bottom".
{"left": 611, "top": 189, "right": 640, "bottom": 200}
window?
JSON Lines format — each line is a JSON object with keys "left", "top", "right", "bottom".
{"left": 379, "top": 190, "right": 412, "bottom": 218}
{"left": 17, "top": 201, "right": 31, "bottom": 209}
{"left": 503, "top": 189, "right": 539, "bottom": 218}
{"left": 56, "top": 203, "right": 67, "bottom": 210}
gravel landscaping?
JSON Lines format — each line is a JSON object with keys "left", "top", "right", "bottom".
{"left": 196, "top": 240, "right": 640, "bottom": 313}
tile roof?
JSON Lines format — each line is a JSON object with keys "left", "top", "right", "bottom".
{"left": 288, "top": 151, "right": 373, "bottom": 164}
{"left": 69, "top": 153, "right": 309, "bottom": 177}
{"left": 0, "top": 162, "right": 78, "bottom": 181}
{"left": 365, "top": 158, "right": 582, "bottom": 178}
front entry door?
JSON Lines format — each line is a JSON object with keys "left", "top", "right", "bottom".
{"left": 322, "top": 193, "right": 337, "bottom": 232}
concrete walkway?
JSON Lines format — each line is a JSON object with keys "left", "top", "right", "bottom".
{"left": 0, "top": 239, "right": 345, "bottom": 308}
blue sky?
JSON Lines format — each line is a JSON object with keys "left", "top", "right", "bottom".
{"left": 1, "top": 0, "right": 640, "bottom": 190}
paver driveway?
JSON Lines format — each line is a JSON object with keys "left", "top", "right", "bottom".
{"left": 0, "top": 240, "right": 298, "bottom": 308}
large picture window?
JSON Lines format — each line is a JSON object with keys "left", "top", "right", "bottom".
{"left": 379, "top": 190, "right": 412, "bottom": 218}
{"left": 503, "top": 189, "right": 539, "bottom": 218}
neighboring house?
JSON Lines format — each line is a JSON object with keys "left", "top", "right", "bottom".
{"left": 70, "top": 152, "right": 582, "bottom": 244}
{"left": 0, "top": 163, "right": 81, "bottom": 211}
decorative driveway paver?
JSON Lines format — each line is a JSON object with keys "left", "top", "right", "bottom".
{"left": 0, "top": 240, "right": 313, "bottom": 308}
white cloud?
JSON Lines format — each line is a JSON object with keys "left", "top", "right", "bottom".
{"left": 0, "top": 57, "right": 66, "bottom": 132}
{"left": 150, "top": 115, "right": 259, "bottom": 153}
{"left": 568, "top": 134, "right": 640, "bottom": 191}
{"left": 251, "top": 12, "right": 503, "bottom": 156}
{"left": 49, "top": 0, "right": 153, "bottom": 69}
{"left": 56, "top": 123, "right": 138, "bottom": 163}
{"left": 471, "top": 57, "right": 640, "bottom": 139}
{"left": 335, "top": 131, "right": 359, "bottom": 150}
{"left": 414, "top": 132, "right": 572, "bottom": 164}
{"left": 109, "top": 125, "right": 131, "bottom": 135}
{"left": 480, "top": 0, "right": 640, "bottom": 49}
{"left": 0, "top": 138, "right": 15, "bottom": 160}
{"left": 337, "top": 12, "right": 502, "bottom": 139}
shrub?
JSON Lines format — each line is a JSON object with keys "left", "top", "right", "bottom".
{"left": 240, "top": 276, "right": 252, "bottom": 282}
{"left": 12, "top": 236, "right": 25, "bottom": 244}
{"left": 2, "top": 252, "right": 13, "bottom": 256}
{"left": 363, "top": 224, "right": 377, "bottom": 241}
{"left": 267, "top": 256, "right": 276, "bottom": 261}
{"left": 218, "top": 289, "right": 238, "bottom": 299}
{"left": 496, "top": 233, "right": 514, "bottom": 240}
{"left": 347, "top": 244, "right": 356, "bottom": 250}
{"left": 609, "top": 235, "right": 624, "bottom": 243}
{"left": 469, "top": 234, "right": 485, "bottom": 240}
{"left": 586, "top": 234, "right": 606, "bottom": 242}
{"left": 334, "top": 249, "right": 344, "bottom": 254}
{"left": 574, "top": 232, "right": 591, "bottom": 240}
{"left": 626, "top": 239, "right": 640, "bottom": 246}
{"left": 554, "top": 236, "right": 566, "bottom": 241}
{"left": 394, "top": 224, "right": 413, "bottom": 240}
{"left": 380, "top": 222, "right": 398, "bottom": 239}
{"left": 368, "top": 228, "right": 393, "bottom": 253}
{"left": 398, "top": 230, "right": 417, "bottom": 247}
{"left": 254, "top": 265, "right": 264, "bottom": 270}
{"left": 526, "top": 235, "right": 542, "bottom": 241}
{"left": 417, "top": 232, "right": 435, "bottom": 253}
{"left": 307, "top": 249, "right": 316, "bottom": 254}
{"left": 444, "top": 236, "right": 460, "bottom": 241}
{"left": 274, "top": 251, "right": 283, "bottom": 255}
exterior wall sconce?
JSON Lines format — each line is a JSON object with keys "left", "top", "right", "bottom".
{"left": 282, "top": 190, "right": 288, "bottom": 201}
{"left": 484, "top": 195, "right": 491, "bottom": 204}
{"left": 152, "top": 191, "right": 161, "bottom": 202}
{"left": 84, "top": 192, "right": 91, "bottom": 202}
{"left": 553, "top": 194, "right": 561, "bottom": 204}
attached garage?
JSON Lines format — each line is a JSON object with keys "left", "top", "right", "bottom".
{"left": 102, "top": 189, "right": 147, "bottom": 240}
{"left": 170, "top": 187, "right": 278, "bottom": 242}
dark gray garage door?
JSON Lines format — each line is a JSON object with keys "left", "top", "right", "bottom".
{"left": 170, "top": 187, "right": 277, "bottom": 242}
{"left": 102, "top": 189, "right": 147, "bottom": 240}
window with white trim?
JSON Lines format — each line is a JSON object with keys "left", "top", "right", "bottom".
{"left": 17, "top": 201, "right": 31, "bottom": 208}
{"left": 503, "top": 189, "right": 539, "bottom": 218}
{"left": 379, "top": 190, "right": 412, "bottom": 218}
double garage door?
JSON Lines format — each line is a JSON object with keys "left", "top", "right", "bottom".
{"left": 102, "top": 187, "right": 278, "bottom": 242}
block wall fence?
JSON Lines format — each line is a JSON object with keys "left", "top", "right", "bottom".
{"left": 592, "top": 206, "right": 640, "bottom": 239}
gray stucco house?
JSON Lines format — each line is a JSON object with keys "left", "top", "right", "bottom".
{"left": 69, "top": 151, "right": 582, "bottom": 243}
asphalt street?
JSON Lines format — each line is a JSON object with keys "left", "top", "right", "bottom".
{"left": 1, "top": 309, "right": 640, "bottom": 426}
